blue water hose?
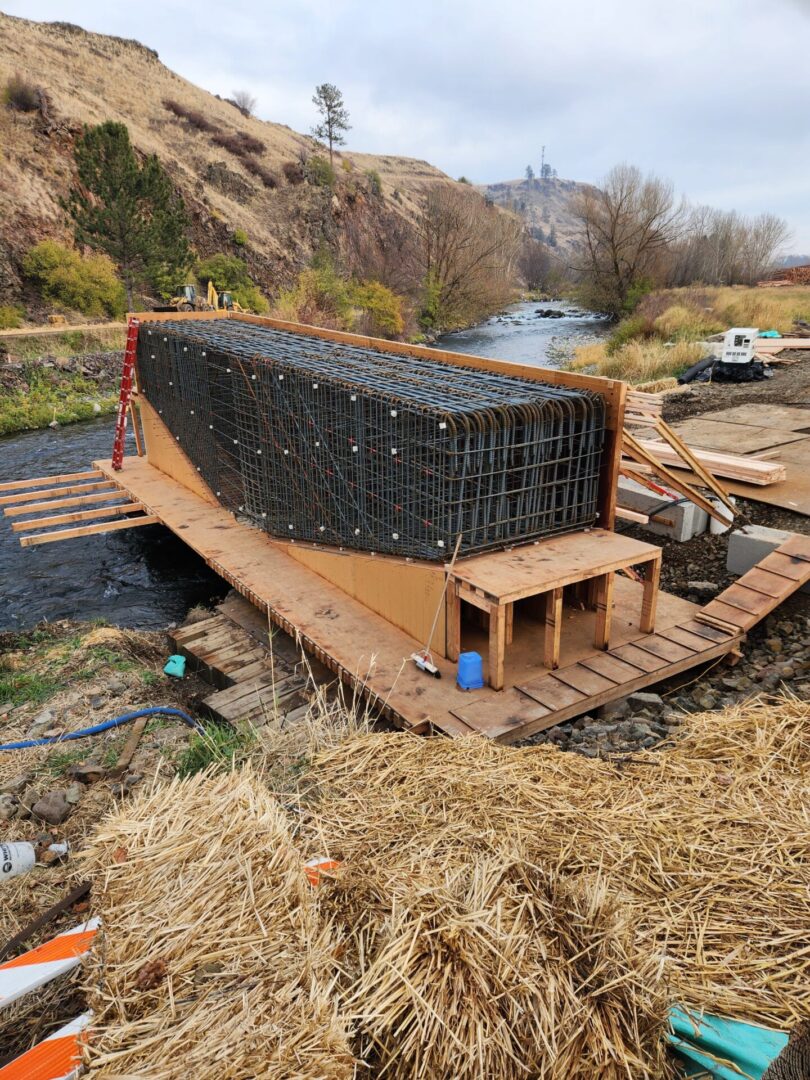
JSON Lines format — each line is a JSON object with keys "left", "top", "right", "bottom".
{"left": 0, "top": 706, "right": 205, "bottom": 751}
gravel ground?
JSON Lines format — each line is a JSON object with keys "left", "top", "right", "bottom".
{"left": 526, "top": 360, "right": 810, "bottom": 756}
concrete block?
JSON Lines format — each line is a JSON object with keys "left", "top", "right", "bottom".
{"left": 618, "top": 477, "right": 708, "bottom": 542}
{"left": 727, "top": 525, "right": 810, "bottom": 593}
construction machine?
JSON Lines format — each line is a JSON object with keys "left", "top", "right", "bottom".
{"left": 152, "top": 283, "right": 248, "bottom": 314}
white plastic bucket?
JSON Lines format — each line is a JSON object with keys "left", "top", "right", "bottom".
{"left": 0, "top": 841, "right": 36, "bottom": 882}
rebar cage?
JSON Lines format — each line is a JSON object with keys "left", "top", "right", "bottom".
{"left": 136, "top": 321, "right": 606, "bottom": 560}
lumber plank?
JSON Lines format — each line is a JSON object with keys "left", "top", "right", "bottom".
{"left": 3, "top": 490, "right": 129, "bottom": 517}
{"left": 656, "top": 625, "right": 718, "bottom": 652}
{"left": 733, "top": 568, "right": 793, "bottom": 599}
{"left": 679, "top": 619, "right": 735, "bottom": 643}
{"left": 635, "top": 439, "right": 786, "bottom": 486}
{"left": 543, "top": 587, "right": 563, "bottom": 670}
{"left": 630, "top": 635, "right": 693, "bottom": 663}
{"left": 616, "top": 506, "right": 650, "bottom": 524}
{"left": 0, "top": 469, "right": 102, "bottom": 493}
{"left": 19, "top": 515, "right": 159, "bottom": 546}
{"left": 450, "top": 695, "right": 551, "bottom": 739}
{"left": 611, "top": 643, "right": 669, "bottom": 672}
{"left": 551, "top": 664, "right": 616, "bottom": 697}
{"left": 10, "top": 503, "right": 143, "bottom": 532}
{"left": 517, "top": 676, "right": 587, "bottom": 711}
{"left": 577, "top": 652, "right": 644, "bottom": 682}
{"left": 0, "top": 481, "right": 118, "bottom": 506}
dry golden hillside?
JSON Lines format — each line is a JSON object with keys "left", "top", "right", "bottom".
{"left": 0, "top": 13, "right": 452, "bottom": 304}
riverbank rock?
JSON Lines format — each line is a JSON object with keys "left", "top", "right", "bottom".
{"left": 31, "top": 788, "right": 70, "bottom": 826}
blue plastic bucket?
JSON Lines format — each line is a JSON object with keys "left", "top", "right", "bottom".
{"left": 457, "top": 651, "right": 484, "bottom": 690}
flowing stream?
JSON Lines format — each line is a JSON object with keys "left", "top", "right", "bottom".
{"left": 1, "top": 303, "right": 607, "bottom": 631}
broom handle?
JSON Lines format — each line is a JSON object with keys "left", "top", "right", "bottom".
{"left": 421, "top": 533, "right": 463, "bottom": 656}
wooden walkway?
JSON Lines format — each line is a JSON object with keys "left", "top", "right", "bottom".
{"left": 5, "top": 456, "right": 810, "bottom": 741}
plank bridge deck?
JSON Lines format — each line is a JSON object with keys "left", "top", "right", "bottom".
{"left": 6, "top": 456, "right": 805, "bottom": 742}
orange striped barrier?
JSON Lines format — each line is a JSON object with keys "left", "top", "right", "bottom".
{"left": 0, "top": 919, "right": 99, "bottom": 1009}
{"left": 0, "top": 1011, "right": 90, "bottom": 1080}
{"left": 304, "top": 857, "right": 341, "bottom": 886}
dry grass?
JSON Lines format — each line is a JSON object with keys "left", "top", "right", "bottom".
{"left": 77, "top": 694, "right": 810, "bottom": 1077}
{"left": 80, "top": 768, "right": 354, "bottom": 1078}
{"left": 567, "top": 339, "right": 704, "bottom": 384}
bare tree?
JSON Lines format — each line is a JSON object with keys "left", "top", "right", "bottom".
{"left": 231, "top": 90, "right": 257, "bottom": 117}
{"left": 311, "top": 83, "right": 350, "bottom": 166}
{"left": 518, "top": 237, "right": 551, "bottom": 290}
{"left": 571, "top": 164, "right": 684, "bottom": 314}
{"left": 417, "top": 185, "right": 522, "bottom": 330}
{"left": 669, "top": 206, "right": 790, "bottom": 286}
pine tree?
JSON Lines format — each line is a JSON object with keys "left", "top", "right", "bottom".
{"left": 525, "top": 164, "right": 535, "bottom": 185}
{"left": 67, "top": 121, "right": 190, "bottom": 306}
{"left": 311, "top": 83, "right": 351, "bottom": 167}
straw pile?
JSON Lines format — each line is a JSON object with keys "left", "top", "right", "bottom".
{"left": 79, "top": 694, "right": 809, "bottom": 1078}
{"left": 80, "top": 768, "right": 353, "bottom": 1079}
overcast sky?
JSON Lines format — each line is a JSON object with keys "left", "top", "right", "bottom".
{"left": 7, "top": 0, "right": 810, "bottom": 249}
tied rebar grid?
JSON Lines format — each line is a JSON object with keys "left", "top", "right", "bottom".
{"left": 136, "top": 321, "right": 606, "bottom": 560}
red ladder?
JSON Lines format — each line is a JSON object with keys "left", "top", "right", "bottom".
{"left": 111, "top": 317, "right": 139, "bottom": 471}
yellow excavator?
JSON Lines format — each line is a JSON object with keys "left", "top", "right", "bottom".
{"left": 155, "top": 282, "right": 247, "bottom": 313}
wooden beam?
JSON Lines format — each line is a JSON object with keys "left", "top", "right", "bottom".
{"left": 0, "top": 470, "right": 103, "bottom": 494}
{"left": 11, "top": 503, "right": 144, "bottom": 532}
{"left": 594, "top": 572, "right": 615, "bottom": 651}
{"left": 616, "top": 506, "right": 650, "bottom": 524}
{"left": 20, "top": 515, "right": 159, "bottom": 547}
{"left": 0, "top": 322, "right": 126, "bottom": 340}
{"left": 0, "top": 481, "right": 117, "bottom": 506}
{"left": 622, "top": 429, "right": 727, "bottom": 523}
{"left": 4, "top": 490, "right": 127, "bottom": 518}
{"left": 640, "top": 556, "right": 661, "bottom": 634}
{"left": 488, "top": 604, "right": 506, "bottom": 691}
{"left": 653, "top": 420, "right": 736, "bottom": 513}
{"left": 635, "top": 436, "right": 786, "bottom": 487}
{"left": 543, "top": 587, "right": 564, "bottom": 670}
{"left": 446, "top": 582, "right": 460, "bottom": 662}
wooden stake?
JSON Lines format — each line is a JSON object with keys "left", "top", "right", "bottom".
{"left": 0, "top": 470, "right": 102, "bottom": 494}
{"left": 543, "top": 587, "right": 563, "bottom": 670}
{"left": 0, "top": 481, "right": 117, "bottom": 506}
{"left": 4, "top": 490, "right": 127, "bottom": 517}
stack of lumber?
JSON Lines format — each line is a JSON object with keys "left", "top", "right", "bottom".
{"left": 755, "top": 337, "right": 810, "bottom": 364}
{"left": 79, "top": 695, "right": 810, "bottom": 1078}
{"left": 633, "top": 438, "right": 786, "bottom": 486}
{"left": 625, "top": 389, "right": 663, "bottom": 428}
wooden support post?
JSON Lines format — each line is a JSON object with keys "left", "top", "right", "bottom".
{"left": 505, "top": 601, "right": 514, "bottom": 645}
{"left": 640, "top": 556, "right": 661, "bottom": 634}
{"left": 446, "top": 581, "right": 461, "bottom": 662}
{"left": 543, "top": 587, "right": 563, "bottom": 670}
{"left": 594, "top": 572, "right": 615, "bottom": 651}
{"left": 488, "top": 603, "right": 506, "bottom": 691}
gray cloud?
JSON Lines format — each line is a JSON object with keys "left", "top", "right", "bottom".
{"left": 7, "top": 0, "right": 810, "bottom": 247}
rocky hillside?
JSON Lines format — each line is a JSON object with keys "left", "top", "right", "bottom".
{"left": 476, "top": 176, "right": 591, "bottom": 257}
{"left": 0, "top": 14, "right": 452, "bottom": 308}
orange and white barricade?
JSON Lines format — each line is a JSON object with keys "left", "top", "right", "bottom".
{"left": 0, "top": 918, "right": 100, "bottom": 1010}
{"left": 0, "top": 1011, "right": 91, "bottom": 1080}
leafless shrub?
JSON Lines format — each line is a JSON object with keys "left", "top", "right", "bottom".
{"left": 211, "top": 130, "right": 266, "bottom": 159}
{"left": 162, "top": 99, "right": 218, "bottom": 134}
{"left": 282, "top": 160, "right": 306, "bottom": 185}
{"left": 3, "top": 72, "right": 40, "bottom": 113}
{"left": 231, "top": 90, "right": 257, "bottom": 117}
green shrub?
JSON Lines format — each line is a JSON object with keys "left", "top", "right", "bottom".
{"left": 622, "top": 277, "right": 655, "bottom": 314}
{"left": 233, "top": 228, "right": 248, "bottom": 246}
{"left": 195, "top": 252, "right": 268, "bottom": 313}
{"left": 605, "top": 315, "right": 648, "bottom": 355}
{"left": 306, "top": 155, "right": 336, "bottom": 187}
{"left": 365, "top": 169, "right": 382, "bottom": 196}
{"left": 176, "top": 722, "right": 256, "bottom": 777}
{"left": 341, "top": 158, "right": 354, "bottom": 173}
{"left": 0, "top": 305, "right": 24, "bottom": 329}
{"left": 3, "top": 73, "right": 39, "bottom": 112}
{"left": 22, "top": 241, "right": 126, "bottom": 318}
{"left": 351, "top": 280, "right": 404, "bottom": 337}
{"left": 274, "top": 261, "right": 353, "bottom": 328}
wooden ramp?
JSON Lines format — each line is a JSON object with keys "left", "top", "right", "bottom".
{"left": 0, "top": 469, "right": 157, "bottom": 545}
{"left": 171, "top": 599, "right": 313, "bottom": 726}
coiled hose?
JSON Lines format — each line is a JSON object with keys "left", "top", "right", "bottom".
{"left": 0, "top": 706, "right": 204, "bottom": 751}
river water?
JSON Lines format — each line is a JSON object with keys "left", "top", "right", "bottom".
{"left": 0, "top": 419, "right": 227, "bottom": 632}
{"left": 0, "top": 302, "right": 606, "bottom": 631}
